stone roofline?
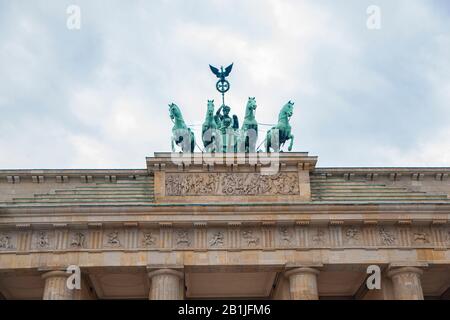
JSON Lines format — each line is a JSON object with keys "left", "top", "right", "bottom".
{"left": 313, "top": 167, "right": 450, "bottom": 182}
{"left": 0, "top": 169, "right": 148, "bottom": 183}
{"left": 0, "top": 167, "right": 449, "bottom": 182}
{"left": 0, "top": 151, "right": 448, "bottom": 184}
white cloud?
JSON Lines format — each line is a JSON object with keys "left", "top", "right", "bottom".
{"left": 0, "top": 0, "right": 449, "bottom": 168}
{"left": 376, "top": 127, "right": 450, "bottom": 166}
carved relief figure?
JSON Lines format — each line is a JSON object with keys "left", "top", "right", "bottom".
{"left": 279, "top": 228, "right": 292, "bottom": 245}
{"left": 107, "top": 231, "right": 121, "bottom": 247}
{"left": 345, "top": 227, "right": 360, "bottom": 244}
{"left": 0, "top": 234, "right": 13, "bottom": 249}
{"left": 143, "top": 232, "right": 157, "bottom": 247}
{"left": 176, "top": 229, "right": 191, "bottom": 246}
{"left": 166, "top": 172, "right": 299, "bottom": 196}
{"left": 70, "top": 232, "right": 85, "bottom": 248}
{"left": 413, "top": 231, "right": 429, "bottom": 244}
{"left": 209, "top": 232, "right": 224, "bottom": 247}
{"left": 242, "top": 230, "right": 259, "bottom": 247}
{"left": 379, "top": 228, "right": 396, "bottom": 245}
{"left": 37, "top": 232, "right": 49, "bottom": 248}
{"left": 312, "top": 230, "right": 325, "bottom": 244}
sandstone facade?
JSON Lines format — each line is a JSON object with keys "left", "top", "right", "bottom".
{"left": 0, "top": 153, "right": 449, "bottom": 299}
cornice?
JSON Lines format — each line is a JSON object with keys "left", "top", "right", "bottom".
{"left": 1, "top": 201, "right": 450, "bottom": 214}
{"left": 0, "top": 169, "right": 149, "bottom": 184}
{"left": 313, "top": 167, "right": 450, "bottom": 181}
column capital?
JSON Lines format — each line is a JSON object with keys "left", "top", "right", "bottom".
{"left": 41, "top": 270, "right": 74, "bottom": 300}
{"left": 388, "top": 261, "right": 428, "bottom": 269}
{"left": 387, "top": 266, "right": 424, "bottom": 278}
{"left": 387, "top": 264, "right": 425, "bottom": 300}
{"left": 41, "top": 270, "right": 70, "bottom": 280}
{"left": 147, "top": 266, "right": 185, "bottom": 300}
{"left": 285, "top": 267, "right": 320, "bottom": 278}
{"left": 147, "top": 268, "right": 184, "bottom": 280}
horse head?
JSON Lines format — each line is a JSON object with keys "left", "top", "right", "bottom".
{"left": 206, "top": 99, "right": 215, "bottom": 118}
{"left": 246, "top": 97, "right": 257, "bottom": 112}
{"left": 169, "top": 103, "right": 182, "bottom": 121}
{"left": 279, "top": 100, "right": 294, "bottom": 121}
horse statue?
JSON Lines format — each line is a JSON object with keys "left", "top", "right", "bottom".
{"left": 169, "top": 103, "right": 195, "bottom": 152}
{"left": 202, "top": 99, "right": 218, "bottom": 152}
{"left": 265, "top": 101, "right": 294, "bottom": 152}
{"left": 239, "top": 97, "right": 258, "bottom": 153}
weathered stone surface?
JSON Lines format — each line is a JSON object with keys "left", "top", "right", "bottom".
{"left": 165, "top": 172, "right": 300, "bottom": 196}
{"left": 388, "top": 266, "right": 425, "bottom": 300}
{"left": 285, "top": 267, "right": 320, "bottom": 300}
{"left": 0, "top": 153, "right": 449, "bottom": 300}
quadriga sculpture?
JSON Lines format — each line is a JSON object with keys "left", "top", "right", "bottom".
{"left": 265, "top": 101, "right": 294, "bottom": 152}
{"left": 239, "top": 97, "right": 258, "bottom": 153}
{"left": 169, "top": 103, "right": 195, "bottom": 153}
{"left": 202, "top": 99, "right": 218, "bottom": 152}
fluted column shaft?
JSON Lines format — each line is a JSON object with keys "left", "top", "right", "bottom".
{"left": 387, "top": 267, "right": 424, "bottom": 300}
{"left": 42, "top": 271, "right": 74, "bottom": 300}
{"left": 148, "top": 269, "right": 184, "bottom": 300}
{"left": 285, "top": 267, "right": 320, "bottom": 300}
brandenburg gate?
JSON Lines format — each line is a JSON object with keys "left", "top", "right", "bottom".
{"left": 0, "top": 152, "right": 449, "bottom": 300}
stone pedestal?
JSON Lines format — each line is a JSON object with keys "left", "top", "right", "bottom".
{"left": 147, "top": 152, "right": 318, "bottom": 204}
{"left": 387, "top": 267, "right": 424, "bottom": 300}
{"left": 148, "top": 268, "right": 184, "bottom": 300}
{"left": 41, "top": 271, "right": 74, "bottom": 300}
{"left": 285, "top": 267, "right": 320, "bottom": 300}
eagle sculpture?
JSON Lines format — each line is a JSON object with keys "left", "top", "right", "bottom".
{"left": 209, "top": 63, "right": 233, "bottom": 80}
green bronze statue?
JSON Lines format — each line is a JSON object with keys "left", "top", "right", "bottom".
{"left": 239, "top": 97, "right": 258, "bottom": 153}
{"left": 169, "top": 103, "right": 195, "bottom": 153}
{"left": 202, "top": 99, "right": 218, "bottom": 152}
{"left": 168, "top": 64, "right": 296, "bottom": 154}
{"left": 214, "top": 104, "right": 239, "bottom": 131}
{"left": 219, "top": 117, "right": 239, "bottom": 152}
{"left": 265, "top": 101, "right": 294, "bottom": 152}
{"left": 215, "top": 104, "right": 239, "bottom": 152}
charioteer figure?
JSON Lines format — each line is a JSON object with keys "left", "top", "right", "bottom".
{"left": 219, "top": 116, "right": 239, "bottom": 153}
{"left": 214, "top": 104, "right": 239, "bottom": 131}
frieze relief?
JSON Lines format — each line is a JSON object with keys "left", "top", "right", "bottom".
{"left": 104, "top": 230, "right": 123, "bottom": 248}
{"left": 379, "top": 227, "right": 397, "bottom": 246}
{"left": 278, "top": 227, "right": 294, "bottom": 247}
{"left": 175, "top": 229, "right": 192, "bottom": 247}
{"left": 241, "top": 229, "right": 260, "bottom": 247}
{"left": 0, "top": 233, "right": 15, "bottom": 250}
{"left": 412, "top": 227, "right": 431, "bottom": 245}
{"left": 310, "top": 227, "right": 329, "bottom": 247}
{"left": 208, "top": 229, "right": 226, "bottom": 248}
{"left": 141, "top": 230, "right": 158, "bottom": 248}
{"left": 70, "top": 232, "right": 87, "bottom": 249}
{"left": 344, "top": 226, "right": 362, "bottom": 245}
{"left": 165, "top": 172, "right": 300, "bottom": 196}
{"left": 0, "top": 225, "right": 449, "bottom": 252}
{"left": 31, "top": 231, "right": 54, "bottom": 250}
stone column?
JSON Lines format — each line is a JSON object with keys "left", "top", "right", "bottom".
{"left": 285, "top": 267, "right": 320, "bottom": 300}
{"left": 42, "top": 271, "right": 74, "bottom": 300}
{"left": 387, "top": 267, "right": 424, "bottom": 300}
{"left": 148, "top": 268, "right": 184, "bottom": 300}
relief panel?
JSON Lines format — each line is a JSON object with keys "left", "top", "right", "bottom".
{"left": 165, "top": 172, "right": 300, "bottom": 196}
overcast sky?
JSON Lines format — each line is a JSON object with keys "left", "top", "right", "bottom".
{"left": 0, "top": 0, "right": 449, "bottom": 169}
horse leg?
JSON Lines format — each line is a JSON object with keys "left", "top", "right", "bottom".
{"left": 210, "top": 136, "right": 215, "bottom": 153}
{"left": 171, "top": 138, "right": 175, "bottom": 152}
{"left": 191, "top": 133, "right": 195, "bottom": 152}
{"left": 288, "top": 134, "right": 294, "bottom": 151}
{"left": 265, "top": 131, "right": 271, "bottom": 153}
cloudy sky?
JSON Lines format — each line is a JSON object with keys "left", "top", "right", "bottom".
{"left": 0, "top": 0, "right": 449, "bottom": 169}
